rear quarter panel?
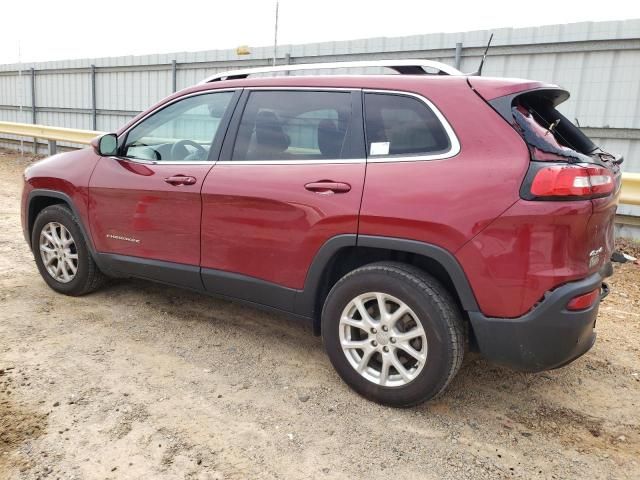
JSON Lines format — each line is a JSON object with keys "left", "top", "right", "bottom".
{"left": 358, "top": 79, "right": 530, "bottom": 254}
{"left": 588, "top": 186, "right": 620, "bottom": 271}
{"left": 455, "top": 199, "right": 595, "bottom": 317}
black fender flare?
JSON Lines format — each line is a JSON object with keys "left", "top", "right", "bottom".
{"left": 295, "top": 234, "right": 480, "bottom": 329}
{"left": 26, "top": 189, "right": 96, "bottom": 255}
{"left": 294, "top": 234, "right": 357, "bottom": 318}
{"left": 357, "top": 235, "right": 479, "bottom": 312}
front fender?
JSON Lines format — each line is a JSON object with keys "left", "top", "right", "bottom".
{"left": 22, "top": 148, "right": 101, "bottom": 252}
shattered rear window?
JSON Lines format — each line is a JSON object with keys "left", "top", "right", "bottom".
{"left": 511, "top": 94, "right": 596, "bottom": 163}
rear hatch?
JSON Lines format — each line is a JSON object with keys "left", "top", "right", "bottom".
{"left": 469, "top": 77, "right": 622, "bottom": 274}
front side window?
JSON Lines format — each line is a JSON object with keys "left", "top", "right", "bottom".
{"left": 364, "top": 92, "right": 450, "bottom": 158}
{"left": 123, "top": 91, "right": 234, "bottom": 161}
{"left": 231, "top": 91, "right": 352, "bottom": 161}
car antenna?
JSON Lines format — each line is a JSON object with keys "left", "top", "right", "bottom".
{"left": 469, "top": 33, "right": 494, "bottom": 76}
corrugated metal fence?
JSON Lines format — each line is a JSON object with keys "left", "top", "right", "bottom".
{"left": 1, "top": 19, "right": 639, "bottom": 180}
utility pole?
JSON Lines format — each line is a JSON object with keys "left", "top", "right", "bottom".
{"left": 17, "top": 41, "right": 24, "bottom": 157}
{"left": 272, "top": 1, "right": 279, "bottom": 66}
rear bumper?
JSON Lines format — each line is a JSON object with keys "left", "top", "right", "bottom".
{"left": 469, "top": 263, "right": 613, "bottom": 372}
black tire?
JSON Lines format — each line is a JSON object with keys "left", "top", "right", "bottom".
{"left": 31, "top": 204, "right": 106, "bottom": 296}
{"left": 321, "top": 262, "right": 464, "bottom": 407}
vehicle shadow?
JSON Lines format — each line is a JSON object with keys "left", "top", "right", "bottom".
{"left": 93, "top": 278, "right": 637, "bottom": 458}
{"left": 99, "top": 277, "right": 567, "bottom": 403}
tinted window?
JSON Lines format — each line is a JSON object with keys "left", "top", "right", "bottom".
{"left": 123, "top": 91, "right": 234, "bottom": 161}
{"left": 232, "top": 91, "right": 352, "bottom": 161}
{"left": 364, "top": 93, "right": 450, "bottom": 157}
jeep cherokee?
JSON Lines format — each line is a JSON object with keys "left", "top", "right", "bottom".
{"left": 21, "top": 60, "right": 620, "bottom": 406}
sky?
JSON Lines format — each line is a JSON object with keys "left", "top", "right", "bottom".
{"left": 1, "top": 0, "right": 640, "bottom": 64}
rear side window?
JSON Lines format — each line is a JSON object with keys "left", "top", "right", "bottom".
{"left": 232, "top": 90, "right": 352, "bottom": 161}
{"left": 364, "top": 92, "right": 451, "bottom": 158}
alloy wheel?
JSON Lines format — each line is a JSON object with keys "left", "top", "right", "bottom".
{"left": 39, "top": 222, "right": 78, "bottom": 283}
{"left": 339, "top": 292, "right": 428, "bottom": 387}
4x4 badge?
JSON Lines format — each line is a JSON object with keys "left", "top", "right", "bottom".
{"left": 589, "top": 247, "right": 604, "bottom": 268}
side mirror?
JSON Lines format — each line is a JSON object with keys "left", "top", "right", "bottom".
{"left": 93, "top": 133, "right": 118, "bottom": 156}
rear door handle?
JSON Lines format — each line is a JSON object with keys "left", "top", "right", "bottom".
{"left": 304, "top": 181, "right": 351, "bottom": 194}
{"left": 164, "top": 175, "right": 197, "bottom": 186}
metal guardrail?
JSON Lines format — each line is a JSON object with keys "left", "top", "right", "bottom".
{"left": 623, "top": 173, "right": 640, "bottom": 206}
{"left": 0, "top": 121, "right": 101, "bottom": 155}
{"left": 0, "top": 120, "right": 639, "bottom": 206}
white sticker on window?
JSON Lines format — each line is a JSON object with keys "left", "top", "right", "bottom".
{"left": 370, "top": 142, "right": 390, "bottom": 156}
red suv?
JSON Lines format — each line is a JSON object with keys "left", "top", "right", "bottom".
{"left": 21, "top": 60, "right": 621, "bottom": 406}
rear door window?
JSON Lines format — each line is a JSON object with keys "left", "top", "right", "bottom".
{"left": 231, "top": 90, "right": 353, "bottom": 161}
{"left": 363, "top": 92, "right": 451, "bottom": 158}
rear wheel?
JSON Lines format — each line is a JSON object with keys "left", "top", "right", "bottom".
{"left": 32, "top": 204, "right": 106, "bottom": 296}
{"left": 322, "top": 262, "right": 464, "bottom": 407}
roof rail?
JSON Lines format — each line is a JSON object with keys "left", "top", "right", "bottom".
{"left": 199, "top": 59, "right": 463, "bottom": 83}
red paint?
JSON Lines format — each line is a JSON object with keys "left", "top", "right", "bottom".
{"left": 200, "top": 163, "right": 364, "bottom": 288}
{"left": 358, "top": 79, "right": 530, "bottom": 253}
{"left": 467, "top": 76, "right": 558, "bottom": 100}
{"left": 22, "top": 73, "right": 620, "bottom": 320}
{"left": 456, "top": 199, "right": 596, "bottom": 317}
{"left": 88, "top": 158, "right": 213, "bottom": 265}
{"left": 22, "top": 149, "right": 101, "bottom": 247}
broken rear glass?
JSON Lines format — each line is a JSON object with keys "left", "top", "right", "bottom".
{"left": 511, "top": 97, "right": 597, "bottom": 163}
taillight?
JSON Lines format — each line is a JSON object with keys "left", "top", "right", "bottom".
{"left": 522, "top": 163, "right": 615, "bottom": 200}
{"left": 567, "top": 288, "right": 599, "bottom": 311}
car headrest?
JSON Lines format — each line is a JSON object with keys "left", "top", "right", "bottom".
{"left": 254, "top": 110, "right": 290, "bottom": 153}
{"left": 317, "top": 119, "right": 344, "bottom": 158}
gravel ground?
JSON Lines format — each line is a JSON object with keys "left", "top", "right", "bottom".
{"left": 1, "top": 150, "right": 639, "bottom": 480}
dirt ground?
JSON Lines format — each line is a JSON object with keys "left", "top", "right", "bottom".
{"left": 0, "top": 150, "right": 639, "bottom": 480}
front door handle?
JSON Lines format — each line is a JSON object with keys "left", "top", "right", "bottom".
{"left": 304, "top": 181, "right": 351, "bottom": 194}
{"left": 164, "top": 175, "right": 197, "bottom": 186}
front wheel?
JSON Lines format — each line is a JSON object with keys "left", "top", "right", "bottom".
{"left": 31, "top": 204, "right": 106, "bottom": 296}
{"left": 321, "top": 262, "right": 465, "bottom": 407}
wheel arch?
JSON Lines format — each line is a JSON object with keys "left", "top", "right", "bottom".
{"left": 297, "top": 235, "right": 480, "bottom": 335}
{"left": 27, "top": 190, "right": 96, "bottom": 254}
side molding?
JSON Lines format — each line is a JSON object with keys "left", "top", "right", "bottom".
{"left": 95, "top": 253, "right": 204, "bottom": 291}
{"left": 202, "top": 268, "right": 297, "bottom": 311}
